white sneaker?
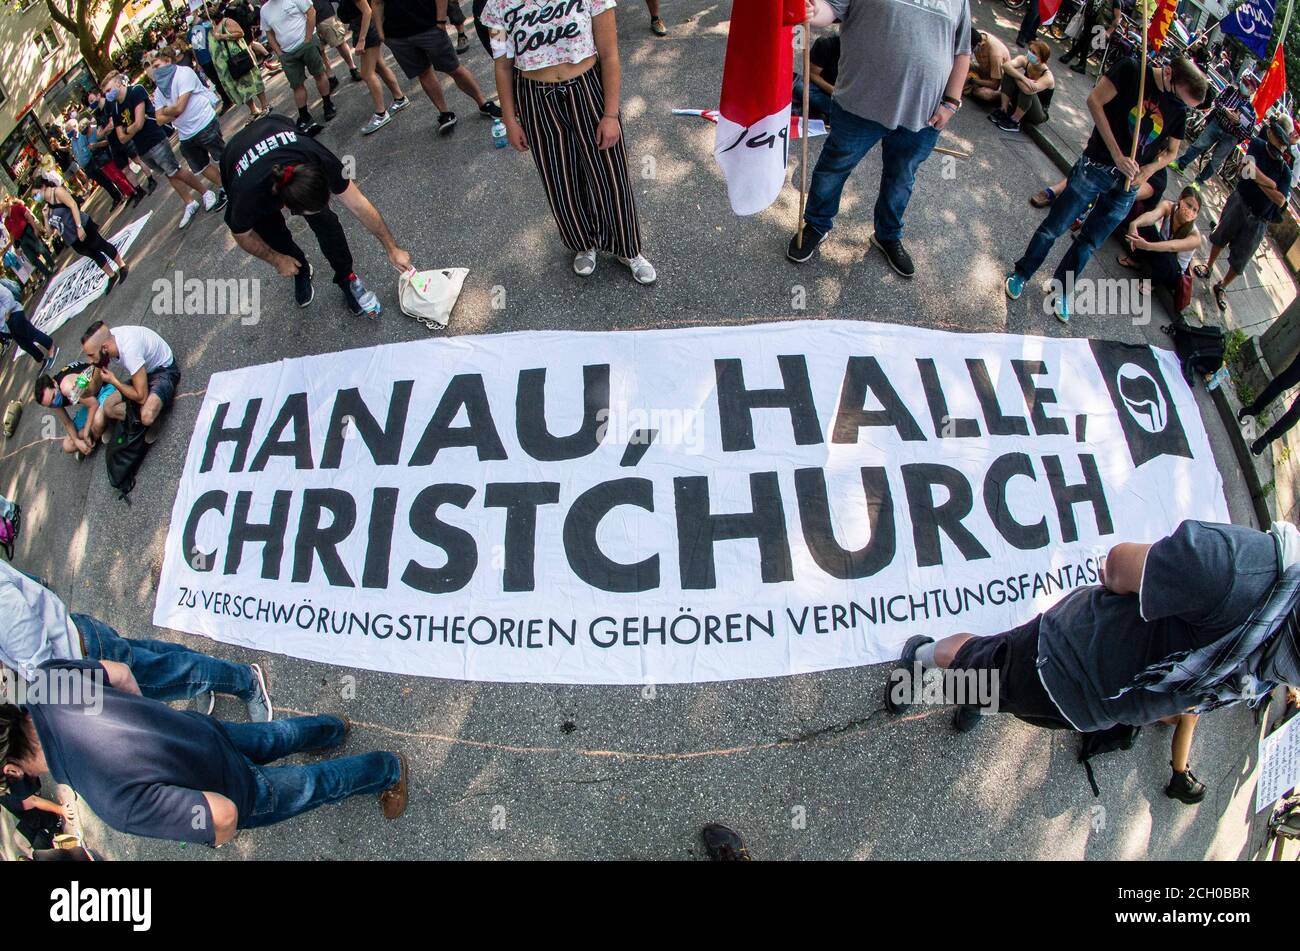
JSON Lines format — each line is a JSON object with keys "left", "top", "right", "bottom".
{"left": 179, "top": 200, "right": 200, "bottom": 228}
{"left": 202, "top": 189, "right": 218, "bottom": 211}
{"left": 388, "top": 96, "right": 411, "bottom": 113}
{"left": 573, "top": 249, "right": 597, "bottom": 276}
{"left": 619, "top": 254, "right": 656, "bottom": 285}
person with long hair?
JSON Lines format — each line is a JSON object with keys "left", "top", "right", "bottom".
{"left": 210, "top": 4, "right": 272, "bottom": 118}
{"left": 336, "top": 0, "right": 412, "bottom": 134}
{"left": 482, "top": 0, "right": 655, "bottom": 284}
{"left": 32, "top": 175, "right": 129, "bottom": 288}
{"left": 989, "top": 39, "right": 1054, "bottom": 133}
{"left": 1117, "top": 185, "right": 1202, "bottom": 298}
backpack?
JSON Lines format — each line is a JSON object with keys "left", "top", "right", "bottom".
{"left": 3, "top": 399, "right": 22, "bottom": 438}
{"left": 105, "top": 400, "right": 152, "bottom": 502}
{"left": 1162, "top": 320, "right": 1225, "bottom": 385}
{"left": 1078, "top": 724, "right": 1142, "bottom": 796}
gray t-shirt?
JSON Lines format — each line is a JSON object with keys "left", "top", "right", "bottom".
{"left": 826, "top": 0, "right": 972, "bottom": 132}
{"left": 1037, "top": 520, "right": 1279, "bottom": 732}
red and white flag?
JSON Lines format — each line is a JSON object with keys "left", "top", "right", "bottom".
{"left": 714, "top": 0, "right": 805, "bottom": 216}
{"left": 1037, "top": 0, "right": 1063, "bottom": 26}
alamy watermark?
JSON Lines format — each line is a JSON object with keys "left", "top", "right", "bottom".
{"left": 152, "top": 271, "right": 262, "bottom": 326}
{"left": 886, "top": 662, "right": 1000, "bottom": 714}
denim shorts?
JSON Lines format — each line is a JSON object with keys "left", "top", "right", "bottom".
{"left": 179, "top": 117, "right": 226, "bottom": 173}
{"left": 142, "top": 139, "right": 181, "bottom": 178}
{"left": 147, "top": 362, "right": 182, "bottom": 409}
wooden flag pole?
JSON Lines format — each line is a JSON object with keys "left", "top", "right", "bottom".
{"left": 797, "top": 19, "right": 812, "bottom": 244}
{"left": 1128, "top": 3, "right": 1150, "bottom": 191}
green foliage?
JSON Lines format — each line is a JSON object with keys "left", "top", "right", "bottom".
{"left": 1224, "top": 328, "right": 1259, "bottom": 408}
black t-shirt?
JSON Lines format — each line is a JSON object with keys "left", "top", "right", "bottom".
{"left": 110, "top": 84, "right": 169, "bottom": 153}
{"left": 1038, "top": 520, "right": 1279, "bottom": 731}
{"left": 220, "top": 114, "right": 351, "bottom": 232}
{"left": 28, "top": 659, "right": 257, "bottom": 845}
{"left": 810, "top": 35, "right": 840, "bottom": 87}
{"left": 336, "top": 0, "right": 359, "bottom": 21}
{"left": 1238, "top": 135, "right": 1294, "bottom": 223}
{"left": 0, "top": 774, "right": 40, "bottom": 818}
{"left": 378, "top": 0, "right": 441, "bottom": 39}
{"left": 312, "top": 0, "right": 337, "bottom": 18}
{"left": 1083, "top": 58, "right": 1188, "bottom": 169}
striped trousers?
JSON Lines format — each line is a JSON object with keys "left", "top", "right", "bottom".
{"left": 513, "top": 64, "right": 642, "bottom": 259}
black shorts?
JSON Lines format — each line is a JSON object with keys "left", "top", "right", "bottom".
{"left": 385, "top": 27, "right": 459, "bottom": 79}
{"left": 348, "top": 19, "right": 381, "bottom": 49}
{"left": 950, "top": 616, "right": 1073, "bottom": 729}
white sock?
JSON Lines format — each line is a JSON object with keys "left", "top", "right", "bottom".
{"left": 915, "top": 642, "right": 938, "bottom": 668}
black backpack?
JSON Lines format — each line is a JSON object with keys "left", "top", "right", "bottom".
{"left": 1162, "top": 320, "right": 1225, "bottom": 385}
{"left": 105, "top": 401, "right": 152, "bottom": 503}
{"left": 1078, "top": 724, "right": 1141, "bottom": 796}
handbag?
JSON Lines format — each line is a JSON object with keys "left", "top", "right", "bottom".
{"left": 224, "top": 39, "right": 256, "bottom": 80}
{"left": 398, "top": 266, "right": 468, "bottom": 330}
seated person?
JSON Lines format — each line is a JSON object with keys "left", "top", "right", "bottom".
{"left": 80, "top": 321, "right": 180, "bottom": 432}
{"left": 965, "top": 28, "right": 1010, "bottom": 106}
{"left": 990, "top": 41, "right": 1055, "bottom": 133}
{"left": 35, "top": 363, "right": 119, "bottom": 455}
{"left": 791, "top": 29, "right": 839, "bottom": 123}
{"left": 0, "top": 771, "right": 68, "bottom": 854}
{"left": 1117, "top": 185, "right": 1202, "bottom": 302}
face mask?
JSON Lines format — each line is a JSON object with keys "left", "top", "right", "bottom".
{"left": 1027, "top": 52, "right": 1039, "bottom": 66}
{"left": 153, "top": 63, "right": 177, "bottom": 84}
{"left": 50, "top": 393, "right": 65, "bottom": 408}
{"left": 106, "top": 87, "right": 119, "bottom": 102}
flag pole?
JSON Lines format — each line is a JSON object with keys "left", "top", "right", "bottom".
{"left": 797, "top": 17, "right": 812, "bottom": 244}
{"left": 1128, "top": 1, "right": 1150, "bottom": 191}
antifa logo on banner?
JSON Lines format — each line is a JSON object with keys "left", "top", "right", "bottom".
{"left": 1089, "top": 340, "right": 1191, "bottom": 468}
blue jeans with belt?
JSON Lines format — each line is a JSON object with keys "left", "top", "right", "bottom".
{"left": 221, "top": 715, "right": 402, "bottom": 830}
{"left": 1013, "top": 155, "right": 1138, "bottom": 286}
{"left": 803, "top": 101, "right": 941, "bottom": 241}
{"left": 72, "top": 613, "right": 257, "bottom": 702}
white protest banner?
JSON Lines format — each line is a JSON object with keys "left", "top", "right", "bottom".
{"left": 26, "top": 213, "right": 152, "bottom": 339}
{"left": 1257, "top": 713, "right": 1300, "bottom": 812}
{"left": 154, "top": 319, "right": 1229, "bottom": 685}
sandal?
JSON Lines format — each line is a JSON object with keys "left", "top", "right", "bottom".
{"left": 1030, "top": 186, "right": 1056, "bottom": 208}
{"left": 1192, "top": 263, "right": 1210, "bottom": 279}
{"left": 1212, "top": 283, "right": 1227, "bottom": 313}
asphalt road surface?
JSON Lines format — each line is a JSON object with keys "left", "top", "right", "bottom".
{"left": 0, "top": 1, "right": 1278, "bottom": 860}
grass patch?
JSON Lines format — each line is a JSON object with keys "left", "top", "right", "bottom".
{"left": 1224, "top": 329, "right": 1257, "bottom": 409}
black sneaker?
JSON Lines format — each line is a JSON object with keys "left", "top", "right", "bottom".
{"left": 115, "top": 263, "right": 129, "bottom": 284}
{"left": 323, "top": 100, "right": 338, "bottom": 121}
{"left": 988, "top": 107, "right": 1007, "bottom": 123}
{"left": 479, "top": 100, "right": 503, "bottom": 119}
{"left": 700, "top": 823, "right": 752, "bottom": 861}
{"left": 456, "top": 32, "right": 470, "bottom": 54}
{"left": 350, "top": 67, "right": 363, "bottom": 82}
{"left": 884, "top": 634, "right": 935, "bottom": 714}
{"left": 293, "top": 262, "right": 314, "bottom": 307}
{"left": 146, "top": 176, "right": 159, "bottom": 194}
{"left": 953, "top": 705, "right": 984, "bottom": 733}
{"left": 871, "top": 234, "right": 915, "bottom": 278}
{"left": 209, "top": 188, "right": 228, "bottom": 212}
{"left": 786, "top": 224, "right": 825, "bottom": 263}
{"left": 437, "top": 111, "right": 458, "bottom": 135}
{"left": 1165, "top": 766, "right": 1207, "bottom": 804}
{"left": 295, "top": 116, "right": 323, "bottom": 136}
{"left": 1238, "top": 405, "right": 1255, "bottom": 424}
{"left": 994, "top": 114, "right": 1022, "bottom": 133}
{"left": 328, "top": 75, "right": 340, "bottom": 92}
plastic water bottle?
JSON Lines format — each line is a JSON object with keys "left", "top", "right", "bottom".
{"left": 68, "top": 369, "right": 91, "bottom": 404}
{"left": 492, "top": 117, "right": 507, "bottom": 149}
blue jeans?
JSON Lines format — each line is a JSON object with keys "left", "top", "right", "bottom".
{"left": 792, "top": 78, "right": 834, "bottom": 122}
{"left": 72, "top": 613, "right": 256, "bottom": 703}
{"left": 1013, "top": 156, "right": 1138, "bottom": 285}
{"left": 221, "top": 715, "right": 401, "bottom": 830}
{"left": 1179, "top": 118, "right": 1238, "bottom": 184}
{"left": 803, "top": 101, "right": 940, "bottom": 241}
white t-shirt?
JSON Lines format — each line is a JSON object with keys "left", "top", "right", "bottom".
{"left": 481, "top": 0, "right": 616, "bottom": 71}
{"left": 152, "top": 65, "right": 217, "bottom": 140}
{"left": 261, "top": 0, "right": 313, "bottom": 52}
{"left": 0, "top": 282, "right": 21, "bottom": 333}
{"left": 114, "top": 325, "right": 175, "bottom": 376}
{"left": 0, "top": 559, "right": 81, "bottom": 683}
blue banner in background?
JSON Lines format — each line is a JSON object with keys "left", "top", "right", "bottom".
{"left": 1221, "top": 0, "right": 1278, "bottom": 58}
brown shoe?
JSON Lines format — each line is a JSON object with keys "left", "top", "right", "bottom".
{"left": 379, "top": 752, "right": 408, "bottom": 819}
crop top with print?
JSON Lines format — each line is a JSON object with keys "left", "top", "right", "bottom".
{"left": 480, "top": 0, "right": 616, "bottom": 71}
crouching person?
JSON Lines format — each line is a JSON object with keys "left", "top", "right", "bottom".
{"left": 885, "top": 519, "right": 1300, "bottom": 802}
{"left": 0, "top": 660, "right": 408, "bottom": 846}
{"left": 80, "top": 320, "right": 180, "bottom": 437}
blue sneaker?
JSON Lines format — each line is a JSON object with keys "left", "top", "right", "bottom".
{"left": 1004, "top": 273, "right": 1025, "bottom": 300}
{"left": 1054, "top": 295, "right": 1071, "bottom": 324}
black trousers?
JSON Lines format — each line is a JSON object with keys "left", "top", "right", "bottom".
{"left": 1017, "top": 3, "right": 1041, "bottom": 45}
{"left": 1064, "top": 2, "right": 1098, "bottom": 61}
{"left": 70, "top": 218, "right": 120, "bottom": 268}
{"left": 472, "top": 0, "right": 491, "bottom": 54}
{"left": 1129, "top": 224, "right": 1185, "bottom": 294}
{"left": 252, "top": 206, "right": 354, "bottom": 287}
{"left": 1246, "top": 351, "right": 1300, "bottom": 450}
{"left": 87, "top": 165, "right": 123, "bottom": 203}
{"left": 6, "top": 309, "right": 53, "bottom": 364}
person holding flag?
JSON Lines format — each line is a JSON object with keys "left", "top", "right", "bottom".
{"left": 787, "top": 0, "right": 972, "bottom": 278}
